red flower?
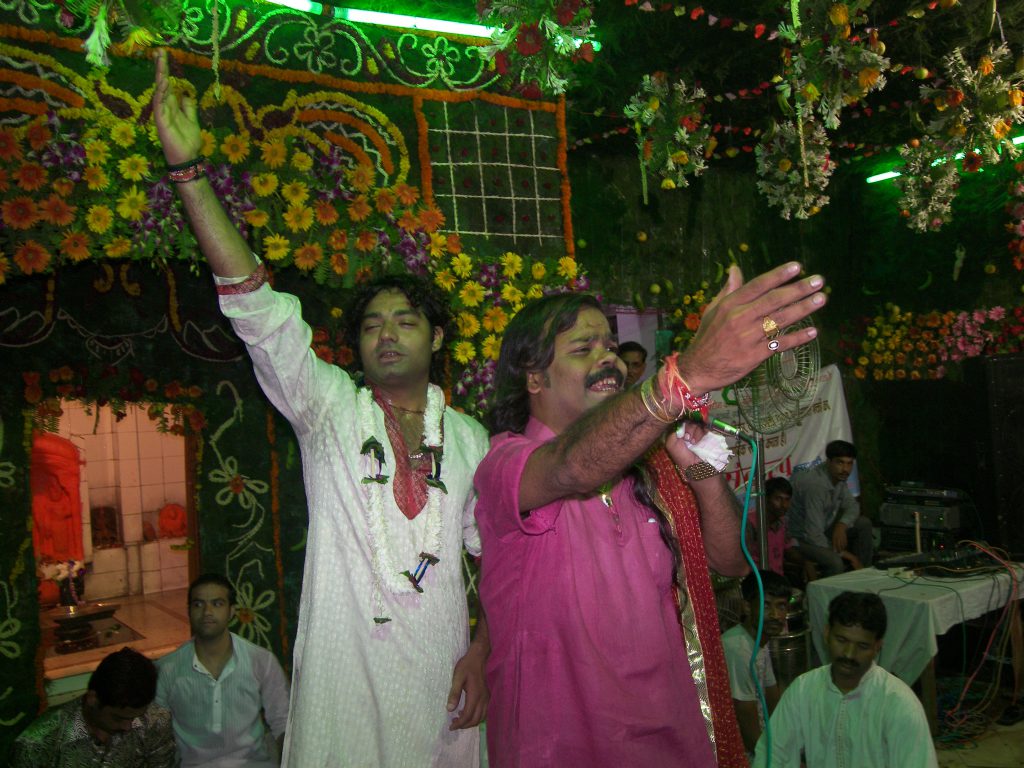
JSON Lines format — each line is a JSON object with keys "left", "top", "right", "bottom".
{"left": 519, "top": 81, "right": 543, "bottom": 100}
{"left": 572, "top": 42, "right": 595, "bottom": 64}
{"left": 556, "top": 0, "right": 582, "bottom": 25}
{"left": 945, "top": 88, "right": 965, "bottom": 107}
{"left": 680, "top": 115, "right": 701, "bottom": 132}
{"left": 495, "top": 51, "right": 510, "bottom": 75}
{"left": 516, "top": 23, "right": 544, "bottom": 56}
{"left": 962, "top": 152, "right": 983, "bottom": 173}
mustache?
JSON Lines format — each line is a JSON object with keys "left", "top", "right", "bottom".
{"left": 585, "top": 368, "right": 625, "bottom": 389}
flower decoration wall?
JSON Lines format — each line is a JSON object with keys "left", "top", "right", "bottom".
{"left": 623, "top": 73, "right": 712, "bottom": 196}
{"left": 1008, "top": 160, "right": 1024, "bottom": 271}
{"left": 894, "top": 141, "right": 960, "bottom": 233}
{"left": 755, "top": 117, "right": 834, "bottom": 220}
{"left": 478, "top": 0, "right": 597, "bottom": 96}
{"left": 57, "top": 0, "right": 182, "bottom": 66}
{"left": 663, "top": 281, "right": 713, "bottom": 350}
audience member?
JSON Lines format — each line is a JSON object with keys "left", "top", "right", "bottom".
{"left": 476, "top": 260, "right": 825, "bottom": 767}
{"left": 722, "top": 570, "right": 791, "bottom": 755}
{"left": 11, "top": 647, "right": 177, "bottom": 767}
{"left": 754, "top": 591, "right": 937, "bottom": 768}
{"left": 617, "top": 340, "right": 649, "bottom": 387}
{"left": 156, "top": 574, "right": 289, "bottom": 767}
{"left": 788, "top": 440, "right": 873, "bottom": 577}
{"left": 152, "top": 48, "right": 489, "bottom": 766}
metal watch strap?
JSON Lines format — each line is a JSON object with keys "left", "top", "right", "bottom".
{"left": 684, "top": 460, "right": 719, "bottom": 482}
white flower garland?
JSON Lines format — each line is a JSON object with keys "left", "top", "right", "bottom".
{"left": 357, "top": 383, "right": 446, "bottom": 623}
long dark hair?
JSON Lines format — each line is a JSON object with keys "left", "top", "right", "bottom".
{"left": 343, "top": 274, "right": 453, "bottom": 385}
{"left": 486, "top": 292, "right": 603, "bottom": 435}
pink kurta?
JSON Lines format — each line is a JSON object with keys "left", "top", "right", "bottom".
{"left": 474, "top": 418, "right": 717, "bottom": 767}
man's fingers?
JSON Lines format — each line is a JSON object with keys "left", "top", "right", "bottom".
{"left": 720, "top": 261, "right": 802, "bottom": 307}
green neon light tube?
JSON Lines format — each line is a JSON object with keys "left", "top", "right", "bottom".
{"left": 866, "top": 135, "right": 1024, "bottom": 184}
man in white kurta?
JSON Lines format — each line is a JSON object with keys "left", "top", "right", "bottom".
{"left": 152, "top": 48, "right": 490, "bottom": 768}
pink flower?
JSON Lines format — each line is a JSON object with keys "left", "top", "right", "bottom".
{"left": 989, "top": 306, "right": 1006, "bottom": 321}
{"left": 972, "top": 309, "right": 987, "bottom": 324}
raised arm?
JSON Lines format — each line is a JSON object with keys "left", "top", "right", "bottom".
{"left": 151, "top": 48, "right": 255, "bottom": 279}
{"left": 517, "top": 262, "right": 825, "bottom": 512}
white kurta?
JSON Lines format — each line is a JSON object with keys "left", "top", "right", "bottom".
{"left": 220, "top": 284, "right": 489, "bottom": 768}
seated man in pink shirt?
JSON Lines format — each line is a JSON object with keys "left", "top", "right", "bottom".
{"left": 474, "top": 264, "right": 826, "bottom": 768}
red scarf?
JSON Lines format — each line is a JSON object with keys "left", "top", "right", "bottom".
{"left": 648, "top": 447, "right": 749, "bottom": 768}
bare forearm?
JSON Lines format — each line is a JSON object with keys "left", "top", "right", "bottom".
{"left": 175, "top": 177, "right": 256, "bottom": 278}
{"left": 521, "top": 390, "right": 669, "bottom": 510}
{"left": 691, "top": 473, "right": 747, "bottom": 576}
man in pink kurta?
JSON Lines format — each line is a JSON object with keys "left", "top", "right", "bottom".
{"left": 473, "top": 272, "right": 826, "bottom": 767}
{"left": 476, "top": 419, "right": 716, "bottom": 766}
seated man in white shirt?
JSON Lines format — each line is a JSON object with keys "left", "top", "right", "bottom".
{"left": 754, "top": 590, "right": 937, "bottom": 768}
{"left": 156, "top": 574, "right": 290, "bottom": 767}
{"left": 721, "top": 570, "right": 790, "bottom": 755}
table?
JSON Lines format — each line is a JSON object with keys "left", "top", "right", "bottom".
{"left": 806, "top": 565, "right": 1023, "bottom": 733}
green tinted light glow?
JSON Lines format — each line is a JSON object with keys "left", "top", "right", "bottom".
{"left": 866, "top": 135, "right": 1024, "bottom": 183}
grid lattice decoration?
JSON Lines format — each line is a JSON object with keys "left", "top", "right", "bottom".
{"left": 419, "top": 97, "right": 572, "bottom": 258}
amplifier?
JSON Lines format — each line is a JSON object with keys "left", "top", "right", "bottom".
{"left": 883, "top": 484, "right": 966, "bottom": 503}
{"left": 879, "top": 503, "right": 961, "bottom": 531}
{"left": 880, "top": 526, "right": 960, "bottom": 552}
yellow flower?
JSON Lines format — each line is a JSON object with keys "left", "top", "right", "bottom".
{"left": 200, "top": 130, "right": 216, "bottom": 158}
{"left": 429, "top": 232, "right": 447, "bottom": 258}
{"left": 451, "top": 253, "right": 473, "bottom": 278}
{"left": 434, "top": 269, "right": 457, "bottom": 291}
{"left": 117, "top": 154, "right": 149, "bottom": 181}
{"left": 858, "top": 68, "right": 881, "bottom": 93}
{"left": 109, "top": 121, "right": 136, "bottom": 148}
{"left": 453, "top": 340, "right": 477, "bottom": 364}
{"left": 501, "top": 284, "right": 524, "bottom": 304}
{"left": 526, "top": 284, "right": 544, "bottom": 300}
{"left": 347, "top": 163, "right": 375, "bottom": 192}
{"left": 660, "top": 178, "right": 676, "bottom": 190}
{"left": 827, "top": 3, "right": 849, "bottom": 26}
{"left": 116, "top": 186, "right": 148, "bottom": 221}
{"left": 557, "top": 256, "right": 578, "bottom": 280}
{"left": 104, "top": 237, "right": 132, "bottom": 258}
{"left": 1009, "top": 89, "right": 1024, "bottom": 108}
{"left": 84, "top": 139, "right": 110, "bottom": 165}
{"left": 281, "top": 181, "right": 309, "bottom": 206}
{"left": 456, "top": 312, "right": 481, "bottom": 337}
{"left": 801, "top": 83, "right": 821, "bottom": 103}
{"left": 978, "top": 56, "right": 994, "bottom": 76}
{"left": 244, "top": 209, "right": 269, "bottom": 228}
{"left": 220, "top": 133, "right": 251, "bottom": 163}
{"left": 86, "top": 204, "right": 113, "bottom": 233}
{"left": 993, "top": 119, "right": 1012, "bottom": 140}
{"left": 251, "top": 173, "right": 278, "bottom": 197}
{"left": 459, "top": 281, "right": 485, "bottom": 307}
{"left": 778, "top": 158, "right": 793, "bottom": 173}
{"left": 261, "top": 140, "right": 287, "bottom": 168}
{"left": 482, "top": 334, "right": 501, "bottom": 361}
{"left": 83, "top": 165, "right": 109, "bottom": 191}
{"left": 500, "top": 252, "right": 523, "bottom": 277}
{"left": 482, "top": 306, "right": 509, "bottom": 333}
{"left": 263, "top": 233, "right": 290, "bottom": 261}
{"left": 291, "top": 151, "right": 313, "bottom": 171}
{"left": 283, "top": 204, "right": 314, "bottom": 232}
{"left": 531, "top": 262, "right": 546, "bottom": 280}
{"left": 670, "top": 150, "right": 689, "bottom": 165}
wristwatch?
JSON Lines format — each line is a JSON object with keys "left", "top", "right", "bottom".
{"left": 684, "top": 460, "right": 720, "bottom": 482}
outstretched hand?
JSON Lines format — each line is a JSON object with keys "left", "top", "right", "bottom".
{"left": 151, "top": 48, "right": 202, "bottom": 166}
{"left": 679, "top": 262, "right": 825, "bottom": 394}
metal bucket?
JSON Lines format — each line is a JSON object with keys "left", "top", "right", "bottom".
{"left": 769, "top": 629, "right": 811, "bottom": 693}
{"left": 785, "top": 588, "right": 807, "bottom": 633}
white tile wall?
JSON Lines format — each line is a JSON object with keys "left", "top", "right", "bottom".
{"left": 138, "top": 431, "right": 163, "bottom": 459}
{"left": 138, "top": 457, "right": 163, "bottom": 486}
{"left": 119, "top": 485, "right": 142, "bottom": 517}
{"left": 140, "top": 483, "right": 165, "bottom": 513}
{"left": 91, "top": 547, "right": 125, "bottom": 575}
{"left": 142, "top": 570, "right": 162, "bottom": 595}
{"left": 86, "top": 570, "right": 126, "bottom": 600}
{"left": 159, "top": 538, "right": 188, "bottom": 569}
{"left": 140, "top": 542, "right": 161, "bottom": 572}
{"left": 122, "top": 513, "right": 142, "bottom": 544}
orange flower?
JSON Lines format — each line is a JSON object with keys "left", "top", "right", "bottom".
{"left": 330, "top": 251, "right": 349, "bottom": 275}
{"left": 314, "top": 199, "right": 339, "bottom": 225}
{"left": 1, "top": 196, "right": 40, "bottom": 229}
{"left": 0, "top": 168, "right": 8, "bottom": 192}
{"left": 397, "top": 210, "right": 418, "bottom": 231}
{"left": 59, "top": 231, "right": 91, "bottom": 262}
{"left": 348, "top": 195, "right": 372, "bottom": 222}
{"left": 355, "top": 266, "right": 373, "bottom": 284}
{"left": 105, "top": 237, "right": 132, "bottom": 258}
{"left": 417, "top": 205, "right": 445, "bottom": 233}
{"left": 375, "top": 188, "right": 396, "bottom": 214}
{"left": 0, "top": 255, "right": 9, "bottom": 286}
{"left": 858, "top": 68, "right": 881, "bottom": 92}
{"left": 978, "top": 56, "right": 994, "bottom": 76}
{"left": 25, "top": 121, "right": 51, "bottom": 151}
{"left": 347, "top": 163, "right": 374, "bottom": 192}
{"left": 684, "top": 312, "right": 701, "bottom": 331}
{"left": 52, "top": 178, "right": 74, "bottom": 197}
{"left": 15, "top": 163, "right": 47, "bottom": 191}
{"left": 355, "top": 230, "right": 377, "bottom": 252}
{"left": 14, "top": 240, "right": 51, "bottom": 274}
{"left": 293, "top": 242, "right": 324, "bottom": 271}
{"left": 446, "top": 233, "right": 463, "bottom": 254}
{"left": 327, "top": 228, "right": 348, "bottom": 250}
{"left": 39, "top": 194, "right": 77, "bottom": 226}
{"left": 0, "top": 127, "right": 22, "bottom": 161}
{"left": 394, "top": 182, "right": 419, "bottom": 206}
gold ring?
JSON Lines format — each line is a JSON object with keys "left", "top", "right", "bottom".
{"left": 762, "top": 316, "right": 780, "bottom": 338}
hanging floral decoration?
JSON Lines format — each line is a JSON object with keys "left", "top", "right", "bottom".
{"left": 478, "top": 0, "right": 598, "bottom": 96}
{"left": 755, "top": 117, "right": 834, "bottom": 220}
{"left": 623, "top": 73, "right": 712, "bottom": 198}
{"left": 55, "top": 0, "right": 181, "bottom": 66}
{"left": 775, "top": 1, "right": 890, "bottom": 131}
{"left": 663, "top": 280, "right": 714, "bottom": 350}
{"left": 1008, "top": 160, "right": 1024, "bottom": 271}
{"left": 896, "top": 43, "right": 1024, "bottom": 232}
